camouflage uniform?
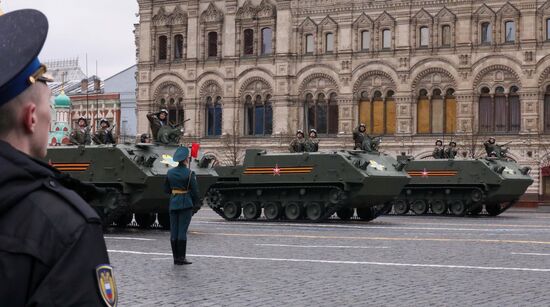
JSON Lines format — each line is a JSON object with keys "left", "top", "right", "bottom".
{"left": 93, "top": 119, "right": 116, "bottom": 145}
{"left": 289, "top": 130, "right": 305, "bottom": 153}
{"left": 432, "top": 140, "right": 445, "bottom": 159}
{"left": 444, "top": 142, "right": 458, "bottom": 159}
{"left": 304, "top": 129, "right": 319, "bottom": 152}
{"left": 70, "top": 118, "right": 91, "bottom": 145}
{"left": 147, "top": 110, "right": 168, "bottom": 141}
{"left": 353, "top": 124, "right": 367, "bottom": 150}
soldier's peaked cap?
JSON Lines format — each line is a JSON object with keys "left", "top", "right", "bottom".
{"left": 173, "top": 146, "right": 190, "bottom": 162}
{"left": 0, "top": 10, "right": 53, "bottom": 107}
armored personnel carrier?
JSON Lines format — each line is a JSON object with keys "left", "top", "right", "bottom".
{"left": 205, "top": 148, "right": 410, "bottom": 222}
{"left": 382, "top": 156, "right": 533, "bottom": 216}
{"left": 45, "top": 143, "right": 218, "bottom": 228}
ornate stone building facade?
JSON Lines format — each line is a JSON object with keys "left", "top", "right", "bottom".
{"left": 136, "top": 0, "right": 550, "bottom": 201}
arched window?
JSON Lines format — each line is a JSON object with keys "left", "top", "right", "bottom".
{"left": 244, "top": 29, "right": 254, "bottom": 55}
{"left": 479, "top": 86, "right": 520, "bottom": 133}
{"left": 306, "top": 93, "right": 338, "bottom": 134}
{"left": 245, "top": 95, "right": 273, "bottom": 136}
{"left": 361, "top": 31, "right": 370, "bottom": 50}
{"left": 481, "top": 22, "right": 492, "bottom": 44}
{"left": 505, "top": 21, "right": 515, "bottom": 43}
{"left": 417, "top": 88, "right": 456, "bottom": 134}
{"left": 382, "top": 29, "right": 391, "bottom": 49}
{"left": 208, "top": 32, "right": 218, "bottom": 57}
{"left": 359, "top": 90, "right": 396, "bottom": 135}
{"left": 168, "top": 98, "right": 184, "bottom": 125}
{"left": 305, "top": 34, "right": 314, "bottom": 54}
{"left": 158, "top": 35, "right": 167, "bottom": 60}
{"left": 441, "top": 25, "right": 451, "bottom": 47}
{"left": 174, "top": 34, "right": 184, "bottom": 60}
{"left": 325, "top": 33, "right": 334, "bottom": 52}
{"left": 261, "top": 28, "right": 273, "bottom": 55}
{"left": 206, "top": 96, "right": 222, "bottom": 136}
{"left": 419, "top": 26, "right": 429, "bottom": 47}
{"left": 544, "top": 85, "right": 550, "bottom": 132}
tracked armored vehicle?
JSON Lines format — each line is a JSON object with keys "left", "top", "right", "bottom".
{"left": 205, "top": 148, "right": 410, "bottom": 222}
{"left": 45, "top": 143, "right": 218, "bottom": 228}
{"left": 382, "top": 156, "right": 533, "bottom": 216}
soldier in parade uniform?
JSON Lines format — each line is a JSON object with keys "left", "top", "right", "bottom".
{"left": 164, "top": 146, "right": 201, "bottom": 265}
{"left": 353, "top": 123, "right": 367, "bottom": 150}
{"left": 147, "top": 109, "right": 168, "bottom": 141}
{"left": 304, "top": 129, "right": 319, "bottom": 152}
{"left": 445, "top": 141, "right": 458, "bottom": 159}
{"left": 0, "top": 9, "right": 116, "bottom": 306}
{"left": 93, "top": 118, "right": 116, "bottom": 145}
{"left": 289, "top": 130, "right": 305, "bottom": 153}
{"left": 432, "top": 139, "right": 445, "bottom": 159}
{"left": 70, "top": 116, "right": 91, "bottom": 145}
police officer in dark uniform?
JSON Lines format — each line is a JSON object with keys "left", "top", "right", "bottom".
{"left": 164, "top": 146, "right": 200, "bottom": 265}
{"left": 0, "top": 9, "right": 117, "bottom": 306}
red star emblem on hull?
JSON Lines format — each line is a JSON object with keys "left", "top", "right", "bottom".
{"left": 273, "top": 164, "right": 281, "bottom": 176}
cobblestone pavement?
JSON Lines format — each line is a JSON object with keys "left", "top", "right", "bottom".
{"left": 105, "top": 209, "right": 550, "bottom": 306}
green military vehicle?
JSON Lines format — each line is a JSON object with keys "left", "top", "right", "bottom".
{"left": 45, "top": 143, "right": 218, "bottom": 228}
{"left": 205, "top": 148, "right": 411, "bottom": 222}
{"left": 382, "top": 156, "right": 533, "bottom": 216}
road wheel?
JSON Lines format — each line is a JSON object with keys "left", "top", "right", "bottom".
{"left": 411, "top": 200, "right": 429, "bottom": 215}
{"left": 243, "top": 202, "right": 261, "bottom": 220}
{"left": 135, "top": 213, "right": 155, "bottom": 228}
{"left": 450, "top": 200, "right": 466, "bottom": 216}
{"left": 223, "top": 202, "right": 241, "bottom": 220}
{"left": 470, "top": 189, "right": 483, "bottom": 203}
{"left": 157, "top": 213, "right": 170, "bottom": 230}
{"left": 115, "top": 213, "right": 133, "bottom": 227}
{"left": 264, "top": 202, "right": 282, "bottom": 220}
{"left": 284, "top": 202, "right": 303, "bottom": 220}
{"left": 485, "top": 203, "right": 502, "bottom": 216}
{"left": 357, "top": 207, "right": 376, "bottom": 221}
{"left": 431, "top": 200, "right": 448, "bottom": 215}
{"left": 381, "top": 203, "right": 393, "bottom": 215}
{"left": 336, "top": 207, "right": 354, "bottom": 220}
{"left": 306, "top": 202, "right": 325, "bottom": 221}
{"left": 393, "top": 200, "right": 409, "bottom": 215}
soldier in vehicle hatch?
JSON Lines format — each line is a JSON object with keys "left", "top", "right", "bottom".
{"left": 92, "top": 118, "right": 116, "bottom": 145}
{"left": 432, "top": 139, "right": 445, "bottom": 159}
{"left": 304, "top": 129, "right": 319, "bottom": 152}
{"left": 146, "top": 109, "right": 168, "bottom": 141}
{"left": 484, "top": 137, "right": 509, "bottom": 158}
{"left": 445, "top": 141, "right": 458, "bottom": 159}
{"left": 289, "top": 130, "right": 305, "bottom": 153}
{"left": 353, "top": 123, "right": 367, "bottom": 150}
{"left": 69, "top": 116, "right": 91, "bottom": 145}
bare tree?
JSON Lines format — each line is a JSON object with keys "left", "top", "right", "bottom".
{"left": 219, "top": 121, "right": 240, "bottom": 166}
{"left": 460, "top": 128, "right": 482, "bottom": 159}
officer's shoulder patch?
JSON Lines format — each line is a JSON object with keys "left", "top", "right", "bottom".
{"left": 96, "top": 264, "right": 118, "bottom": 307}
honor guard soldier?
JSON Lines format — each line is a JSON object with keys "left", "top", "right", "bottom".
{"left": 147, "top": 109, "right": 168, "bottom": 142}
{"left": 70, "top": 116, "right": 92, "bottom": 145}
{"left": 432, "top": 139, "right": 445, "bottom": 159}
{"left": 0, "top": 9, "right": 117, "bottom": 306}
{"left": 304, "top": 128, "right": 319, "bottom": 152}
{"left": 289, "top": 130, "right": 305, "bottom": 153}
{"left": 164, "top": 146, "right": 201, "bottom": 265}
{"left": 93, "top": 118, "right": 116, "bottom": 144}
{"left": 353, "top": 123, "right": 367, "bottom": 150}
{"left": 445, "top": 141, "right": 458, "bottom": 159}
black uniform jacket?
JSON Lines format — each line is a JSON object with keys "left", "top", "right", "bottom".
{"left": 0, "top": 141, "right": 111, "bottom": 306}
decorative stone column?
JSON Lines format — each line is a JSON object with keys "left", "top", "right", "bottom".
{"left": 337, "top": 95, "right": 354, "bottom": 136}
{"left": 520, "top": 89, "right": 540, "bottom": 134}
{"left": 395, "top": 94, "right": 413, "bottom": 135}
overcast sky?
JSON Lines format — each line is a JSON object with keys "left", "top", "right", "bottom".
{"left": 2, "top": 0, "right": 139, "bottom": 79}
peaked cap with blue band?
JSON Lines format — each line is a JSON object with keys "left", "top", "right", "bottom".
{"left": 0, "top": 9, "right": 52, "bottom": 107}
{"left": 173, "top": 146, "right": 190, "bottom": 162}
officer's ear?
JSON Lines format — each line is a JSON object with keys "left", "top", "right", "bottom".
{"left": 21, "top": 102, "right": 38, "bottom": 134}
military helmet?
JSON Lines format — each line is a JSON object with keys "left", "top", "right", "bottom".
{"left": 435, "top": 139, "right": 443, "bottom": 146}
{"left": 488, "top": 137, "right": 496, "bottom": 144}
{"left": 296, "top": 129, "right": 304, "bottom": 136}
{"left": 449, "top": 141, "right": 457, "bottom": 147}
{"left": 359, "top": 123, "right": 366, "bottom": 127}
{"left": 77, "top": 116, "right": 88, "bottom": 125}
{"left": 99, "top": 118, "right": 110, "bottom": 127}
{"left": 309, "top": 128, "right": 317, "bottom": 136}
{"left": 159, "top": 109, "right": 168, "bottom": 115}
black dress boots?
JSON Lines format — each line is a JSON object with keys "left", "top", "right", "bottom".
{"left": 171, "top": 240, "right": 183, "bottom": 265}
{"left": 177, "top": 240, "right": 192, "bottom": 265}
